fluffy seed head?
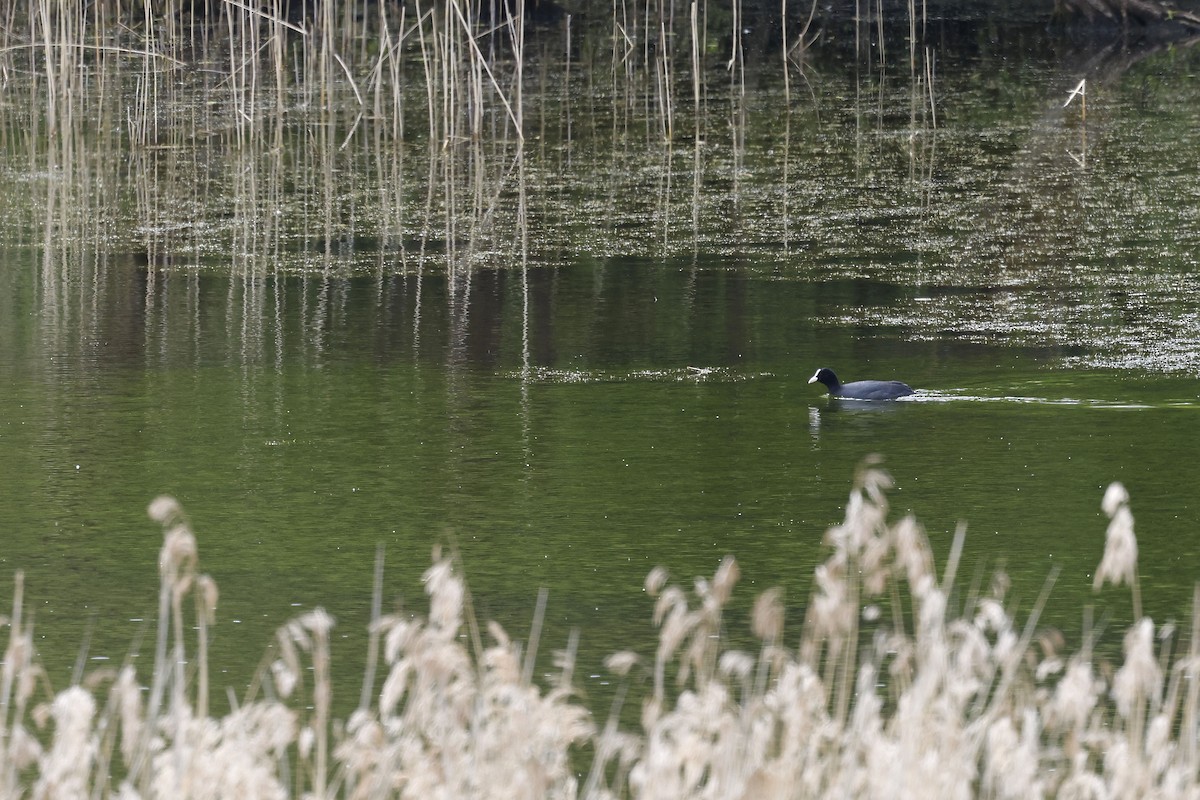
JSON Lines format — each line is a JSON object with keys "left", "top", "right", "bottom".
{"left": 645, "top": 566, "right": 669, "bottom": 596}
{"left": 711, "top": 556, "right": 740, "bottom": 605}
{"left": 1094, "top": 484, "right": 1138, "bottom": 592}
{"left": 1112, "top": 618, "right": 1161, "bottom": 719}
{"left": 147, "top": 495, "right": 182, "bottom": 524}
{"left": 752, "top": 587, "right": 784, "bottom": 641}
{"left": 605, "top": 651, "right": 640, "bottom": 677}
{"left": 1102, "top": 482, "right": 1129, "bottom": 517}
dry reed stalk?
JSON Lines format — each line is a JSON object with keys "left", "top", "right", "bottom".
{"left": 356, "top": 546, "right": 387, "bottom": 718}
{"left": 443, "top": 0, "right": 524, "bottom": 140}
{"left": 781, "top": 0, "right": 790, "bottom": 98}
{"left": 0, "top": 572, "right": 35, "bottom": 797}
{"left": 414, "top": 2, "right": 440, "bottom": 143}
{"left": 1064, "top": 78, "right": 1088, "bottom": 166}
{"left": 270, "top": 0, "right": 287, "bottom": 115}
{"left": 655, "top": 19, "right": 673, "bottom": 141}
{"left": 780, "top": 108, "right": 791, "bottom": 252}
{"left": 224, "top": 0, "right": 246, "bottom": 145}
{"left": 855, "top": 0, "right": 862, "bottom": 57}
{"left": 459, "top": 0, "right": 485, "bottom": 137}
{"left": 908, "top": 0, "right": 917, "bottom": 78}
{"left": 507, "top": 0, "right": 525, "bottom": 139}
{"left": 728, "top": 0, "right": 744, "bottom": 98}
{"left": 925, "top": 46, "right": 937, "bottom": 128}
{"left": 788, "top": 0, "right": 820, "bottom": 71}
{"left": 690, "top": 1, "right": 701, "bottom": 136}
{"left": 194, "top": 575, "right": 218, "bottom": 719}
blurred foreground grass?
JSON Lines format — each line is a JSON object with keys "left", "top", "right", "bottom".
{"left": 0, "top": 461, "right": 1187, "bottom": 798}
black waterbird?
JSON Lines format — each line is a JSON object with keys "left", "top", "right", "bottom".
{"left": 808, "top": 368, "right": 915, "bottom": 400}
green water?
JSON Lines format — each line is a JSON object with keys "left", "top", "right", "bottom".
{"left": 1, "top": 15, "right": 1199, "bottom": 710}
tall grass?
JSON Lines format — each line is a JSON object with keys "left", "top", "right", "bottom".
{"left": 12, "top": 0, "right": 893, "bottom": 157}
{"left": 2, "top": 463, "right": 1197, "bottom": 797}
{"left": 5, "top": 0, "right": 945, "bottom": 296}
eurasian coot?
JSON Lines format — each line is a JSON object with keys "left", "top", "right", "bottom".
{"left": 808, "top": 368, "right": 914, "bottom": 400}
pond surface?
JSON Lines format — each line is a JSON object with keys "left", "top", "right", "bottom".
{"left": 1, "top": 12, "right": 1199, "bottom": 711}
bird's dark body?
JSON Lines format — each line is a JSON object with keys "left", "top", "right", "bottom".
{"left": 808, "top": 368, "right": 914, "bottom": 400}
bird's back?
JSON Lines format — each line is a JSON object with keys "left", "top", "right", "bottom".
{"left": 835, "top": 379, "right": 914, "bottom": 400}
